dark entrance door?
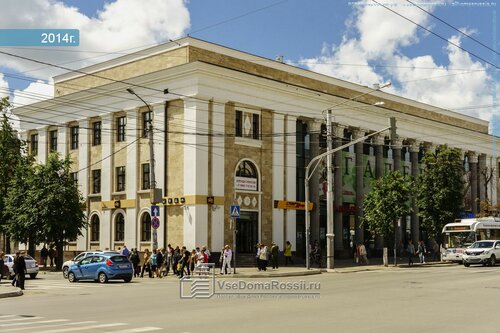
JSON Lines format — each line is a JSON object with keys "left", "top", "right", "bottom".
{"left": 236, "top": 211, "right": 258, "bottom": 253}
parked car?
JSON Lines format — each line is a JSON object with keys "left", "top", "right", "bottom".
{"left": 462, "top": 240, "right": 500, "bottom": 267}
{"left": 62, "top": 251, "right": 119, "bottom": 278}
{"left": 2, "top": 254, "right": 39, "bottom": 279}
{"left": 67, "top": 254, "right": 133, "bottom": 283}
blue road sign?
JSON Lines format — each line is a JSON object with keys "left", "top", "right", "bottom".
{"left": 230, "top": 205, "right": 240, "bottom": 218}
{"left": 151, "top": 205, "right": 160, "bottom": 217}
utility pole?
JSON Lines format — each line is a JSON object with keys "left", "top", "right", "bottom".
{"left": 326, "top": 110, "right": 334, "bottom": 269}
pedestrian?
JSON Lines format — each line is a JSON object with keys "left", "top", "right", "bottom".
{"left": 258, "top": 244, "right": 268, "bottom": 271}
{"left": 407, "top": 240, "right": 415, "bottom": 266}
{"left": 270, "top": 242, "right": 279, "bottom": 269}
{"left": 149, "top": 249, "right": 158, "bottom": 278}
{"left": 172, "top": 247, "right": 181, "bottom": 276}
{"left": 0, "top": 251, "right": 4, "bottom": 283}
{"left": 431, "top": 240, "right": 439, "bottom": 261}
{"left": 417, "top": 240, "right": 426, "bottom": 264}
{"left": 140, "top": 249, "right": 151, "bottom": 278}
{"left": 13, "top": 251, "right": 27, "bottom": 290}
{"left": 284, "top": 241, "right": 293, "bottom": 266}
{"left": 156, "top": 248, "right": 163, "bottom": 278}
{"left": 202, "top": 246, "right": 211, "bottom": 262}
{"left": 179, "top": 247, "right": 190, "bottom": 278}
{"left": 40, "top": 245, "right": 49, "bottom": 268}
{"left": 255, "top": 243, "right": 261, "bottom": 270}
{"left": 357, "top": 242, "right": 368, "bottom": 265}
{"left": 189, "top": 249, "right": 198, "bottom": 275}
{"left": 165, "top": 244, "right": 173, "bottom": 276}
{"left": 221, "top": 245, "right": 232, "bottom": 274}
{"left": 218, "top": 248, "right": 226, "bottom": 274}
{"left": 120, "top": 245, "right": 130, "bottom": 258}
{"left": 48, "top": 246, "right": 56, "bottom": 267}
{"left": 130, "top": 249, "right": 141, "bottom": 277}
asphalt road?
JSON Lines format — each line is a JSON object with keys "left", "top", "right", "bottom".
{"left": 2, "top": 264, "right": 500, "bottom": 333}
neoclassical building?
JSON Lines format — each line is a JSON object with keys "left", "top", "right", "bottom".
{"left": 13, "top": 37, "right": 499, "bottom": 257}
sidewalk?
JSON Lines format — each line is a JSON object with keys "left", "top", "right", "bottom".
{"left": 0, "top": 281, "right": 23, "bottom": 298}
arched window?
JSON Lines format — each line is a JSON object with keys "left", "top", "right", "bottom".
{"left": 235, "top": 160, "right": 259, "bottom": 191}
{"left": 141, "top": 213, "right": 151, "bottom": 242}
{"left": 90, "top": 215, "right": 100, "bottom": 242}
{"left": 115, "top": 213, "right": 125, "bottom": 242}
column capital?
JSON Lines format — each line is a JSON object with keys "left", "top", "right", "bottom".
{"left": 468, "top": 151, "right": 478, "bottom": 163}
{"left": 332, "top": 123, "right": 344, "bottom": 138}
{"left": 373, "top": 134, "right": 385, "bottom": 146}
{"left": 423, "top": 142, "right": 435, "bottom": 152}
{"left": 309, "top": 120, "right": 323, "bottom": 132}
{"left": 408, "top": 140, "right": 421, "bottom": 153}
{"left": 391, "top": 136, "right": 404, "bottom": 150}
{"left": 350, "top": 128, "right": 365, "bottom": 140}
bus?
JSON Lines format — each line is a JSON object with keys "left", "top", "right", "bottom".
{"left": 441, "top": 216, "right": 500, "bottom": 263}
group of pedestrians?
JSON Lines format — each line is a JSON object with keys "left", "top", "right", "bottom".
{"left": 39, "top": 245, "right": 57, "bottom": 267}
{"left": 406, "top": 240, "right": 427, "bottom": 266}
{"left": 255, "top": 241, "right": 293, "bottom": 271}
{"left": 123, "top": 244, "right": 215, "bottom": 279}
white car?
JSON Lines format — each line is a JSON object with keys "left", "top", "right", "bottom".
{"left": 462, "top": 240, "right": 500, "bottom": 267}
{"left": 62, "top": 251, "right": 119, "bottom": 278}
{"left": 2, "top": 254, "right": 39, "bottom": 279}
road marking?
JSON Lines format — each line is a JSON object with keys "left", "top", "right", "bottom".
{"left": 105, "top": 328, "right": 162, "bottom": 333}
{"left": 2, "top": 321, "right": 96, "bottom": 332}
{"left": 36, "top": 323, "right": 127, "bottom": 333}
{"left": 0, "top": 317, "right": 43, "bottom": 324}
{"left": 0, "top": 319, "right": 68, "bottom": 327}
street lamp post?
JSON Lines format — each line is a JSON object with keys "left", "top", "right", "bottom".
{"left": 126, "top": 88, "right": 163, "bottom": 250}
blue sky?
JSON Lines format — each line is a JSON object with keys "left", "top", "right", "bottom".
{"left": 0, "top": 0, "right": 497, "bottom": 132}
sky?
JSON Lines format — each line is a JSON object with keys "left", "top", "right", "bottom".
{"left": 0, "top": 0, "right": 498, "bottom": 133}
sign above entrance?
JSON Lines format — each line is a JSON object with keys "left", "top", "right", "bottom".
{"left": 230, "top": 205, "right": 241, "bottom": 218}
{"left": 273, "top": 200, "right": 313, "bottom": 211}
{"left": 235, "top": 177, "right": 257, "bottom": 191}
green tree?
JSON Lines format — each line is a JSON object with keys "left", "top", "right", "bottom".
{"left": 6, "top": 153, "right": 86, "bottom": 269}
{"left": 362, "top": 170, "right": 413, "bottom": 246}
{"left": 0, "top": 97, "right": 25, "bottom": 253}
{"left": 417, "top": 145, "right": 464, "bottom": 238}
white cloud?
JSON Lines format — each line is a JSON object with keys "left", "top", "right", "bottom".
{"left": 12, "top": 79, "right": 54, "bottom": 108}
{"left": 0, "top": 0, "right": 191, "bottom": 94}
{"left": 300, "top": 0, "right": 497, "bottom": 123}
{"left": 0, "top": 73, "right": 9, "bottom": 98}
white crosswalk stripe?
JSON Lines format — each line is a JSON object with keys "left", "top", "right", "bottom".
{"left": 24, "top": 280, "right": 124, "bottom": 291}
{"left": 0, "top": 315, "right": 161, "bottom": 333}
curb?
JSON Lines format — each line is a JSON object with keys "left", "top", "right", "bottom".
{"left": 219, "top": 270, "right": 322, "bottom": 278}
{"left": 0, "top": 287, "right": 23, "bottom": 298}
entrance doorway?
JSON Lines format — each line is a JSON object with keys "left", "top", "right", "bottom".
{"left": 236, "top": 211, "right": 258, "bottom": 253}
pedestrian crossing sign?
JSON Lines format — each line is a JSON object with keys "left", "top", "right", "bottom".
{"left": 230, "top": 205, "right": 240, "bottom": 218}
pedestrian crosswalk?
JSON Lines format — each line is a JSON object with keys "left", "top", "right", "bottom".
{"left": 23, "top": 280, "right": 125, "bottom": 291}
{"left": 0, "top": 315, "right": 161, "bottom": 332}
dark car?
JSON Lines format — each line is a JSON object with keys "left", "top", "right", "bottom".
{"left": 67, "top": 254, "right": 133, "bottom": 283}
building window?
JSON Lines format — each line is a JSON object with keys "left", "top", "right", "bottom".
{"left": 30, "top": 133, "right": 38, "bottom": 156}
{"left": 92, "top": 169, "right": 101, "bottom": 194}
{"left": 235, "top": 160, "right": 259, "bottom": 191}
{"left": 49, "top": 130, "right": 58, "bottom": 152}
{"left": 115, "top": 213, "right": 125, "bottom": 242}
{"left": 93, "top": 121, "right": 101, "bottom": 146}
{"left": 70, "top": 172, "right": 78, "bottom": 185}
{"left": 90, "top": 215, "right": 100, "bottom": 242}
{"left": 117, "top": 116, "right": 126, "bottom": 142}
{"left": 70, "top": 126, "right": 79, "bottom": 150}
{"left": 141, "top": 213, "right": 151, "bottom": 242}
{"left": 142, "top": 163, "right": 150, "bottom": 190}
{"left": 235, "top": 109, "right": 260, "bottom": 140}
{"left": 142, "top": 111, "right": 152, "bottom": 138}
{"left": 116, "top": 166, "right": 126, "bottom": 192}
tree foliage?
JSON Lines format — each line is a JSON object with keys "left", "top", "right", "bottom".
{"left": 416, "top": 145, "right": 463, "bottom": 238}
{"left": 0, "top": 98, "right": 24, "bottom": 252}
{"left": 5, "top": 153, "right": 87, "bottom": 268}
{"left": 362, "top": 171, "right": 413, "bottom": 245}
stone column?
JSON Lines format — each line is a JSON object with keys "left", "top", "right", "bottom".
{"left": 333, "top": 125, "right": 344, "bottom": 252}
{"left": 100, "top": 113, "right": 114, "bottom": 250}
{"left": 409, "top": 141, "right": 420, "bottom": 245}
{"left": 309, "top": 121, "right": 322, "bottom": 246}
{"left": 392, "top": 137, "right": 404, "bottom": 249}
{"left": 478, "top": 154, "right": 487, "bottom": 204}
{"left": 374, "top": 134, "right": 385, "bottom": 250}
{"left": 352, "top": 128, "right": 365, "bottom": 244}
{"left": 469, "top": 152, "right": 478, "bottom": 215}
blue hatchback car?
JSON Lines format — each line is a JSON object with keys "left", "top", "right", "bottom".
{"left": 67, "top": 254, "right": 133, "bottom": 283}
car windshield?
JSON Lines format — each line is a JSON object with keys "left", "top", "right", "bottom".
{"left": 23, "top": 255, "right": 34, "bottom": 260}
{"left": 110, "top": 256, "right": 128, "bottom": 263}
{"left": 470, "top": 241, "right": 494, "bottom": 248}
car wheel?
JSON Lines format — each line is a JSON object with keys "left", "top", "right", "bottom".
{"left": 490, "top": 255, "right": 496, "bottom": 267}
{"left": 464, "top": 262, "right": 470, "bottom": 267}
{"left": 62, "top": 267, "right": 69, "bottom": 279}
{"left": 29, "top": 273, "right": 37, "bottom": 279}
{"left": 98, "top": 272, "right": 108, "bottom": 284}
{"left": 124, "top": 277, "right": 132, "bottom": 283}
{"left": 68, "top": 272, "right": 77, "bottom": 283}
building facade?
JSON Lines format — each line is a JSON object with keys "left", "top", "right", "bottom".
{"left": 13, "top": 37, "right": 499, "bottom": 257}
